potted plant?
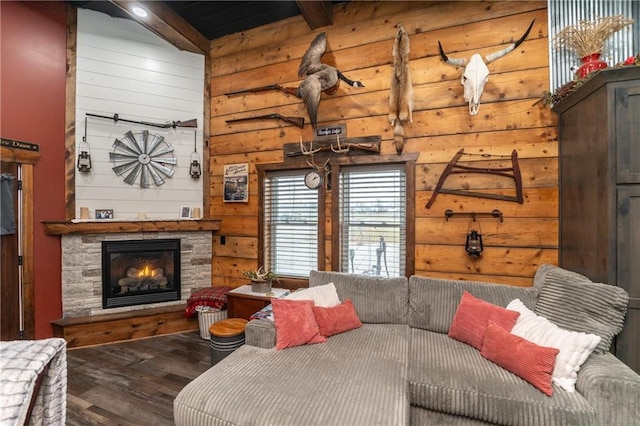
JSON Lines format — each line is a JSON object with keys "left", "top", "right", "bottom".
{"left": 244, "top": 266, "right": 278, "bottom": 293}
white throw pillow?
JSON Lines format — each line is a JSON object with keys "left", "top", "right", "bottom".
{"left": 507, "top": 299, "right": 601, "bottom": 392}
{"left": 284, "top": 283, "right": 341, "bottom": 307}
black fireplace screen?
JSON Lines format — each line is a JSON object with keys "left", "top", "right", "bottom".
{"left": 102, "top": 239, "right": 181, "bottom": 308}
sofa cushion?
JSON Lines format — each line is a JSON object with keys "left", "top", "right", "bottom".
{"left": 448, "top": 291, "right": 520, "bottom": 350}
{"left": 481, "top": 322, "right": 559, "bottom": 396}
{"left": 409, "top": 329, "right": 597, "bottom": 425}
{"left": 309, "top": 271, "right": 409, "bottom": 324}
{"left": 533, "top": 264, "right": 628, "bottom": 353}
{"left": 507, "top": 298, "right": 600, "bottom": 392}
{"left": 174, "top": 324, "right": 410, "bottom": 426}
{"left": 408, "top": 275, "right": 536, "bottom": 333}
{"left": 410, "top": 407, "right": 495, "bottom": 425}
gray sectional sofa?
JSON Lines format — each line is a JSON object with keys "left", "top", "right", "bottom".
{"left": 174, "top": 264, "right": 640, "bottom": 425}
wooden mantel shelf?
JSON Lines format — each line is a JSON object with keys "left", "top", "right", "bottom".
{"left": 42, "top": 219, "right": 221, "bottom": 235}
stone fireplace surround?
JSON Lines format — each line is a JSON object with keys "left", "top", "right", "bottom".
{"left": 43, "top": 220, "right": 220, "bottom": 318}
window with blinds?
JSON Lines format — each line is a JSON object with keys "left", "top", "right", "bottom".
{"left": 263, "top": 171, "right": 319, "bottom": 278}
{"left": 338, "top": 164, "right": 406, "bottom": 277}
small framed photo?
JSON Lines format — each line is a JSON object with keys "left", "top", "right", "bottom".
{"left": 180, "top": 206, "right": 191, "bottom": 219}
{"left": 95, "top": 209, "right": 113, "bottom": 219}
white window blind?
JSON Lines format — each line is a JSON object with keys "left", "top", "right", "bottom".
{"left": 263, "top": 171, "right": 318, "bottom": 278}
{"left": 339, "top": 164, "right": 406, "bottom": 277}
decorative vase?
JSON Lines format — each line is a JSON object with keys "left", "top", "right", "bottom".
{"left": 251, "top": 280, "right": 272, "bottom": 293}
{"left": 575, "top": 53, "right": 608, "bottom": 79}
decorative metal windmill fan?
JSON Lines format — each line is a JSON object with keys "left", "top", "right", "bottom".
{"left": 110, "top": 130, "right": 177, "bottom": 187}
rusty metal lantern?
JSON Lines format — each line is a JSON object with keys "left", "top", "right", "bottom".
{"left": 77, "top": 118, "right": 92, "bottom": 173}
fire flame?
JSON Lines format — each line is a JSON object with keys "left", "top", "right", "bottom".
{"left": 138, "top": 265, "right": 150, "bottom": 277}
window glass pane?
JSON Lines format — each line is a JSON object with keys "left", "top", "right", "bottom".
{"left": 264, "top": 171, "right": 318, "bottom": 278}
{"left": 339, "top": 165, "right": 406, "bottom": 277}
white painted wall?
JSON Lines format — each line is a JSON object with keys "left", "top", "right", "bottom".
{"left": 75, "top": 9, "right": 204, "bottom": 220}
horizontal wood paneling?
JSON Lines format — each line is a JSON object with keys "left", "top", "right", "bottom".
{"left": 74, "top": 9, "right": 205, "bottom": 220}
{"left": 209, "top": 1, "right": 556, "bottom": 287}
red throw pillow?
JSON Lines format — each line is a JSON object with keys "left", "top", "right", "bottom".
{"left": 481, "top": 322, "right": 559, "bottom": 396}
{"left": 448, "top": 291, "right": 520, "bottom": 350}
{"left": 272, "top": 299, "right": 326, "bottom": 350}
{"left": 312, "top": 299, "right": 363, "bottom": 337}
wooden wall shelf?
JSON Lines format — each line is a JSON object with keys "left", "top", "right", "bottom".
{"left": 42, "top": 219, "right": 221, "bottom": 235}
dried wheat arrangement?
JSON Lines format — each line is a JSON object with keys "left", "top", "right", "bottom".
{"left": 553, "top": 15, "right": 635, "bottom": 58}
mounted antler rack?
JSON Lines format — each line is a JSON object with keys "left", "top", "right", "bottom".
{"left": 283, "top": 135, "right": 381, "bottom": 160}
{"left": 444, "top": 209, "right": 504, "bottom": 222}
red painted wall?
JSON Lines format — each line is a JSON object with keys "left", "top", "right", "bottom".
{"left": 1, "top": 1, "right": 67, "bottom": 337}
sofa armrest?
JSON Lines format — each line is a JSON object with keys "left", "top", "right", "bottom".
{"left": 245, "top": 319, "right": 276, "bottom": 349}
{"left": 576, "top": 353, "right": 640, "bottom": 425}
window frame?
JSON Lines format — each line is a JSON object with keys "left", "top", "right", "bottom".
{"left": 256, "top": 162, "right": 325, "bottom": 289}
{"left": 330, "top": 153, "right": 417, "bottom": 277}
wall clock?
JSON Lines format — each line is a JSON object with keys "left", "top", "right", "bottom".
{"left": 304, "top": 170, "right": 323, "bottom": 189}
{"left": 110, "top": 130, "right": 177, "bottom": 187}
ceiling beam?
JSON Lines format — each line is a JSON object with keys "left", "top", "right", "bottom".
{"left": 110, "top": 1, "right": 210, "bottom": 55}
{"left": 295, "top": 1, "right": 333, "bottom": 30}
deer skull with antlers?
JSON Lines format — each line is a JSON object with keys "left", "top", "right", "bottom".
{"left": 438, "top": 20, "right": 535, "bottom": 115}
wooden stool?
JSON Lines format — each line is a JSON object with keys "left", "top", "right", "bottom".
{"left": 209, "top": 318, "right": 248, "bottom": 366}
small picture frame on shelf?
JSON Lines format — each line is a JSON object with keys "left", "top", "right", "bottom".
{"left": 95, "top": 209, "right": 113, "bottom": 219}
{"left": 180, "top": 206, "right": 191, "bottom": 219}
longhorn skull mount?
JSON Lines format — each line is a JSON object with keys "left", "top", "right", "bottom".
{"left": 438, "top": 20, "right": 535, "bottom": 115}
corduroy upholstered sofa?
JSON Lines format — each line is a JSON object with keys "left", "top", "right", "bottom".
{"left": 174, "top": 264, "right": 640, "bottom": 425}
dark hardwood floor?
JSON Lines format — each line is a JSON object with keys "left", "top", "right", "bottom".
{"left": 66, "top": 331, "right": 210, "bottom": 425}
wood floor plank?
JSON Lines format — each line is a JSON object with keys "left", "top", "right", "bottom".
{"left": 66, "top": 331, "right": 210, "bottom": 425}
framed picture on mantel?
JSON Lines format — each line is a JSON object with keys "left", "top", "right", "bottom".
{"left": 95, "top": 209, "right": 113, "bottom": 219}
{"left": 180, "top": 206, "right": 191, "bottom": 219}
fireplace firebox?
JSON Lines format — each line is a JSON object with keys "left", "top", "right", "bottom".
{"left": 102, "top": 239, "right": 181, "bottom": 309}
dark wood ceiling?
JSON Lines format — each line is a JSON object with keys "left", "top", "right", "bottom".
{"left": 69, "top": 1, "right": 345, "bottom": 46}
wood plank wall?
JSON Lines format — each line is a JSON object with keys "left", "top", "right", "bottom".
{"left": 209, "top": 1, "right": 556, "bottom": 288}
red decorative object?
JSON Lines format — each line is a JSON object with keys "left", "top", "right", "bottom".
{"left": 623, "top": 54, "right": 639, "bottom": 66}
{"left": 575, "top": 52, "right": 608, "bottom": 79}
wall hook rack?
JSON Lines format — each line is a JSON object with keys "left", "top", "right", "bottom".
{"left": 444, "top": 209, "right": 503, "bottom": 222}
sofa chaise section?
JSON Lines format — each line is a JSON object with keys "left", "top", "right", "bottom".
{"left": 174, "top": 324, "right": 409, "bottom": 426}
{"left": 174, "top": 272, "right": 411, "bottom": 426}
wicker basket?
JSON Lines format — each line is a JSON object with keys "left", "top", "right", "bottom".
{"left": 197, "top": 308, "right": 228, "bottom": 339}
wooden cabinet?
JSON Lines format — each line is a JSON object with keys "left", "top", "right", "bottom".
{"left": 553, "top": 67, "right": 640, "bottom": 373}
{"left": 226, "top": 286, "right": 289, "bottom": 321}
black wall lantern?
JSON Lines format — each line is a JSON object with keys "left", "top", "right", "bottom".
{"left": 77, "top": 118, "right": 92, "bottom": 173}
{"left": 189, "top": 130, "right": 201, "bottom": 179}
{"left": 444, "top": 210, "right": 502, "bottom": 259}
{"left": 465, "top": 227, "right": 484, "bottom": 258}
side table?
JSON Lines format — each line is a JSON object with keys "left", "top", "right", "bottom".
{"left": 226, "top": 285, "right": 289, "bottom": 320}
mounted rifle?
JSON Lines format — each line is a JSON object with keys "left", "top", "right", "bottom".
{"left": 224, "top": 84, "right": 299, "bottom": 97}
{"left": 86, "top": 113, "right": 197, "bottom": 129}
{"left": 226, "top": 113, "right": 305, "bottom": 129}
